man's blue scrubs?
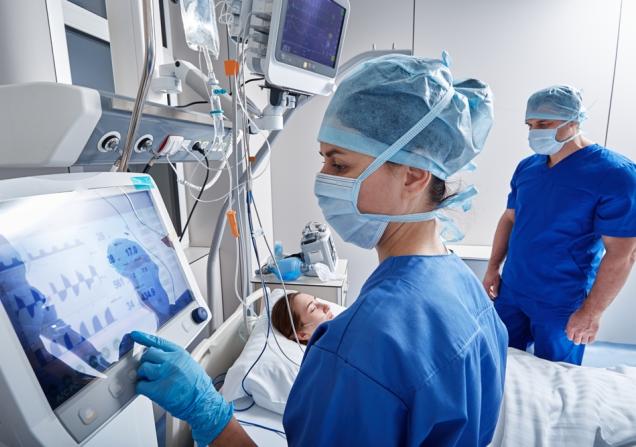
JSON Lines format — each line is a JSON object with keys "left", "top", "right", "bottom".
{"left": 497, "top": 144, "right": 636, "bottom": 364}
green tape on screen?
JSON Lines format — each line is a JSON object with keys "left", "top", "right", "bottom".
{"left": 131, "top": 176, "right": 154, "bottom": 190}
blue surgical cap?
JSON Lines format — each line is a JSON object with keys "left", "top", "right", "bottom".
{"left": 525, "top": 85, "right": 587, "bottom": 122}
{"left": 318, "top": 54, "right": 494, "bottom": 180}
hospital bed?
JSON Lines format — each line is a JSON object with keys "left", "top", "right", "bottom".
{"left": 166, "top": 289, "right": 636, "bottom": 447}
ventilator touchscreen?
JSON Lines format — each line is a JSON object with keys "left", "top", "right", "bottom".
{"left": 0, "top": 189, "right": 194, "bottom": 409}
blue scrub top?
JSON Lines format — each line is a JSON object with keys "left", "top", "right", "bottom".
{"left": 283, "top": 254, "right": 508, "bottom": 447}
{"left": 503, "top": 144, "right": 636, "bottom": 304}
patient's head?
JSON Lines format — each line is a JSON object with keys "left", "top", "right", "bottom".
{"left": 271, "top": 292, "right": 334, "bottom": 344}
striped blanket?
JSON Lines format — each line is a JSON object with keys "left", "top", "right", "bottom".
{"left": 490, "top": 348, "right": 636, "bottom": 447}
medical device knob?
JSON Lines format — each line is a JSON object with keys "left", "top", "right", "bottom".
{"left": 191, "top": 307, "right": 209, "bottom": 324}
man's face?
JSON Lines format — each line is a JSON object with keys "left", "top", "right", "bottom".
{"left": 526, "top": 119, "right": 578, "bottom": 142}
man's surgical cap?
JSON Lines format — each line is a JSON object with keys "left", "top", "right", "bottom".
{"left": 525, "top": 85, "right": 587, "bottom": 122}
{"left": 318, "top": 54, "right": 494, "bottom": 180}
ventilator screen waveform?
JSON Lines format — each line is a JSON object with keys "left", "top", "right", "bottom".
{"left": 0, "top": 189, "right": 193, "bottom": 409}
{"left": 280, "top": 0, "right": 346, "bottom": 68}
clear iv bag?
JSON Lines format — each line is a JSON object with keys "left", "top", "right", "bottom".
{"left": 180, "top": 0, "right": 221, "bottom": 58}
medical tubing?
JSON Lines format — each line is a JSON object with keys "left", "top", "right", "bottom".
{"left": 234, "top": 41, "right": 262, "bottom": 297}
{"left": 164, "top": 140, "right": 235, "bottom": 210}
{"left": 253, "top": 238, "right": 304, "bottom": 363}
{"left": 234, "top": 32, "right": 260, "bottom": 300}
{"left": 237, "top": 191, "right": 300, "bottom": 402}
{"left": 236, "top": 189, "right": 302, "bottom": 406}
{"left": 228, "top": 64, "right": 249, "bottom": 301}
{"left": 237, "top": 186, "right": 250, "bottom": 304}
{"left": 205, "top": 51, "right": 405, "bottom": 324}
{"left": 117, "top": 0, "right": 155, "bottom": 172}
{"left": 204, "top": 130, "right": 278, "bottom": 326}
{"left": 165, "top": 151, "right": 228, "bottom": 195}
{"left": 205, "top": 21, "right": 298, "bottom": 312}
{"left": 238, "top": 56, "right": 301, "bottom": 348}
{"left": 234, "top": 189, "right": 273, "bottom": 411}
{"left": 236, "top": 419, "right": 286, "bottom": 437}
{"left": 205, "top": 50, "right": 412, "bottom": 329}
{"left": 235, "top": 36, "right": 270, "bottom": 307}
{"left": 185, "top": 144, "right": 215, "bottom": 171}
{"left": 142, "top": 153, "right": 161, "bottom": 173}
{"left": 205, "top": 63, "right": 225, "bottom": 151}
{"left": 175, "top": 100, "right": 209, "bottom": 108}
{"left": 234, "top": 134, "right": 260, "bottom": 402}
{"left": 236, "top": 78, "right": 253, "bottom": 302}
{"left": 249, "top": 193, "right": 304, "bottom": 356}
{"left": 234, "top": 56, "right": 305, "bottom": 358}
{"left": 179, "top": 149, "right": 210, "bottom": 242}
{"left": 234, "top": 237, "right": 246, "bottom": 311}
{"left": 229, "top": 61, "right": 241, "bottom": 275}
{"left": 181, "top": 166, "right": 244, "bottom": 205}
{"left": 204, "top": 78, "right": 303, "bottom": 321}
{"left": 217, "top": 0, "right": 233, "bottom": 26}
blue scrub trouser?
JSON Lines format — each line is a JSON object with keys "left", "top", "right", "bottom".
{"left": 494, "top": 282, "right": 585, "bottom": 365}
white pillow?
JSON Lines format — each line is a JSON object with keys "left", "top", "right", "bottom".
{"left": 220, "top": 289, "right": 345, "bottom": 414}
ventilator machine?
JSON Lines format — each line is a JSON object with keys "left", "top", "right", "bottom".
{"left": 0, "top": 0, "right": 352, "bottom": 445}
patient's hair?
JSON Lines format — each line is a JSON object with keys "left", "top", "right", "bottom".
{"left": 271, "top": 292, "right": 307, "bottom": 345}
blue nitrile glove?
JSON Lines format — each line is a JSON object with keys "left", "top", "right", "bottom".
{"left": 130, "top": 331, "right": 233, "bottom": 445}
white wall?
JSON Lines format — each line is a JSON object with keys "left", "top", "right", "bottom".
{"left": 414, "top": 0, "right": 622, "bottom": 245}
{"left": 270, "top": 0, "right": 636, "bottom": 342}
{"left": 606, "top": 0, "right": 636, "bottom": 155}
{"left": 596, "top": 0, "right": 636, "bottom": 343}
{"left": 270, "top": 0, "right": 415, "bottom": 302}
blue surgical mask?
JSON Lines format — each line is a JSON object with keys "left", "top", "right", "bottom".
{"left": 314, "top": 88, "right": 478, "bottom": 249}
{"left": 528, "top": 121, "right": 580, "bottom": 155}
{"left": 314, "top": 174, "right": 388, "bottom": 249}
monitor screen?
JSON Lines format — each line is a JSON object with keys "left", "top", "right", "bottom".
{"left": 0, "top": 188, "right": 193, "bottom": 409}
{"left": 279, "top": 0, "right": 346, "bottom": 69}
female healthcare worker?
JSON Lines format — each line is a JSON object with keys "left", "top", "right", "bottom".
{"left": 129, "top": 54, "right": 508, "bottom": 446}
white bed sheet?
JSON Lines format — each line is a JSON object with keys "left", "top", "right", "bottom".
{"left": 490, "top": 348, "right": 636, "bottom": 447}
{"left": 234, "top": 398, "right": 286, "bottom": 447}
{"left": 227, "top": 343, "right": 636, "bottom": 447}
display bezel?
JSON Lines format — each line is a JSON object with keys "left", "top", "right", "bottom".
{"left": 0, "top": 173, "right": 209, "bottom": 443}
{"left": 274, "top": 0, "right": 348, "bottom": 78}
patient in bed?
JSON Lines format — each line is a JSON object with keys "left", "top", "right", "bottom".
{"left": 271, "top": 292, "right": 334, "bottom": 344}
{"left": 262, "top": 293, "right": 636, "bottom": 446}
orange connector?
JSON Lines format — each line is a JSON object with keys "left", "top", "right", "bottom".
{"left": 224, "top": 60, "right": 240, "bottom": 77}
{"left": 226, "top": 210, "right": 240, "bottom": 238}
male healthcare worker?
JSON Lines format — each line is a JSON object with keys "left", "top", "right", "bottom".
{"left": 483, "top": 85, "right": 636, "bottom": 365}
{"left": 130, "top": 54, "right": 508, "bottom": 446}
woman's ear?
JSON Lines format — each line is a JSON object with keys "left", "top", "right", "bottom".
{"left": 403, "top": 167, "right": 432, "bottom": 195}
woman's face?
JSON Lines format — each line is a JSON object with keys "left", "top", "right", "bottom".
{"left": 292, "top": 293, "right": 334, "bottom": 341}
{"left": 318, "top": 142, "right": 433, "bottom": 217}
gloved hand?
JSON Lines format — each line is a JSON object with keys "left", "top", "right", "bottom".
{"left": 130, "top": 331, "right": 233, "bottom": 445}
